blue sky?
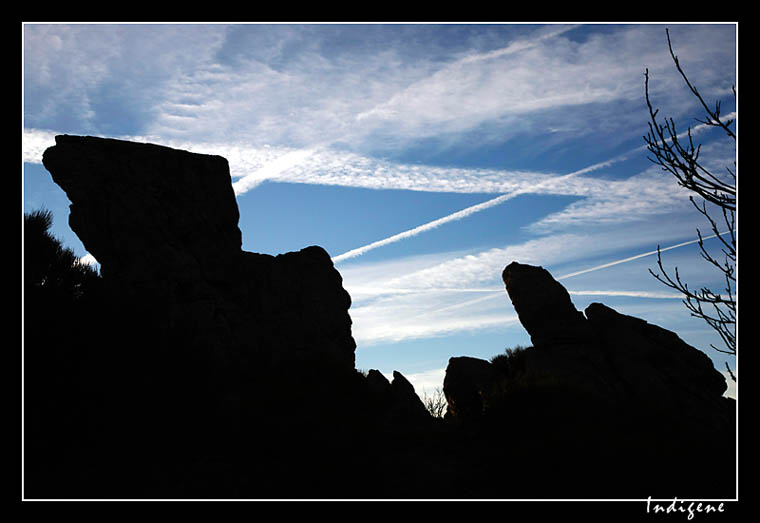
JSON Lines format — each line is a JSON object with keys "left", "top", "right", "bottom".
{"left": 23, "top": 23, "right": 737, "bottom": 397}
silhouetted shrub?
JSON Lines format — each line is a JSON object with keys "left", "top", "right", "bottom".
{"left": 489, "top": 344, "right": 530, "bottom": 377}
{"left": 24, "top": 208, "right": 100, "bottom": 299}
{"left": 421, "top": 387, "right": 447, "bottom": 418}
{"left": 24, "top": 209, "right": 109, "bottom": 496}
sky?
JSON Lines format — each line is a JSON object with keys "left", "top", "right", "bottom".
{"left": 22, "top": 22, "right": 737, "bottom": 399}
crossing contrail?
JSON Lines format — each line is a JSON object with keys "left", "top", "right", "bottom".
{"left": 330, "top": 111, "right": 736, "bottom": 264}
{"left": 329, "top": 146, "right": 634, "bottom": 264}
{"left": 360, "top": 231, "right": 732, "bottom": 314}
{"left": 329, "top": 164, "right": 606, "bottom": 264}
{"left": 331, "top": 189, "right": 526, "bottom": 263}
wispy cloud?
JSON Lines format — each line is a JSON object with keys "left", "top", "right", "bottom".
{"left": 341, "top": 222, "right": 727, "bottom": 346}
{"left": 349, "top": 24, "right": 734, "bottom": 149}
{"left": 354, "top": 24, "right": 584, "bottom": 127}
{"left": 22, "top": 128, "right": 57, "bottom": 164}
{"left": 328, "top": 154, "right": 697, "bottom": 264}
{"left": 350, "top": 290, "right": 520, "bottom": 346}
{"left": 23, "top": 24, "right": 737, "bottom": 383}
{"left": 24, "top": 24, "right": 735, "bottom": 159}
{"left": 23, "top": 24, "right": 229, "bottom": 134}
{"left": 23, "top": 127, "right": 550, "bottom": 194}
{"left": 24, "top": 24, "right": 735, "bottom": 206}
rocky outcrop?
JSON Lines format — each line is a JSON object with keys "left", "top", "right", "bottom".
{"left": 41, "top": 135, "right": 242, "bottom": 290}
{"left": 366, "top": 370, "right": 431, "bottom": 425}
{"left": 42, "top": 135, "right": 356, "bottom": 374}
{"left": 443, "top": 356, "right": 500, "bottom": 422}
{"left": 36, "top": 135, "right": 370, "bottom": 496}
{"left": 438, "top": 261, "right": 735, "bottom": 499}
{"left": 34, "top": 135, "right": 445, "bottom": 498}
{"left": 446, "top": 261, "right": 733, "bottom": 432}
{"left": 584, "top": 302, "right": 731, "bottom": 427}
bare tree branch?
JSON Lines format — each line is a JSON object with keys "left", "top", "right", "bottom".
{"left": 665, "top": 28, "right": 736, "bottom": 140}
{"left": 644, "top": 29, "right": 736, "bottom": 381}
{"left": 725, "top": 362, "right": 736, "bottom": 382}
{"left": 421, "top": 387, "right": 447, "bottom": 418}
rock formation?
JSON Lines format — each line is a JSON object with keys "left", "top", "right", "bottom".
{"left": 27, "top": 135, "right": 735, "bottom": 500}
{"left": 502, "top": 261, "right": 595, "bottom": 347}
{"left": 366, "top": 370, "right": 432, "bottom": 426}
{"left": 443, "top": 356, "right": 500, "bottom": 422}
{"left": 501, "top": 262, "right": 731, "bottom": 418}
{"left": 42, "top": 135, "right": 357, "bottom": 374}
{"left": 34, "top": 135, "right": 428, "bottom": 498}
{"left": 446, "top": 262, "right": 732, "bottom": 422}
{"left": 443, "top": 262, "right": 734, "bottom": 495}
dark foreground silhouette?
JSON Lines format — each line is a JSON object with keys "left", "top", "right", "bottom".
{"left": 24, "top": 135, "right": 735, "bottom": 499}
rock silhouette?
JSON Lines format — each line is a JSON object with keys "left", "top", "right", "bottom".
{"left": 25, "top": 135, "right": 735, "bottom": 499}
{"left": 443, "top": 356, "right": 500, "bottom": 422}
{"left": 442, "top": 262, "right": 735, "bottom": 498}
{"left": 41, "top": 135, "right": 356, "bottom": 372}
{"left": 493, "top": 262, "right": 731, "bottom": 421}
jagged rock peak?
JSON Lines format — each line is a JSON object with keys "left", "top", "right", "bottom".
{"left": 365, "top": 369, "right": 431, "bottom": 425}
{"left": 502, "top": 261, "right": 593, "bottom": 347}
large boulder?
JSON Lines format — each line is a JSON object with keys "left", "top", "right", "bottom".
{"left": 443, "top": 356, "right": 500, "bottom": 421}
{"left": 584, "top": 302, "right": 731, "bottom": 426}
{"left": 41, "top": 135, "right": 242, "bottom": 291}
{"left": 447, "top": 261, "right": 732, "bottom": 432}
{"left": 41, "top": 135, "right": 356, "bottom": 373}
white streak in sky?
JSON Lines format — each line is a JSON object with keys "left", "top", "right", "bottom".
{"left": 348, "top": 287, "right": 683, "bottom": 299}
{"left": 330, "top": 108, "right": 735, "bottom": 264}
{"left": 231, "top": 147, "right": 319, "bottom": 195}
{"left": 328, "top": 149, "right": 636, "bottom": 264}
{"left": 346, "top": 231, "right": 729, "bottom": 345}
{"left": 567, "top": 290, "right": 683, "bottom": 299}
{"left": 331, "top": 190, "right": 524, "bottom": 263}
{"left": 555, "top": 232, "right": 728, "bottom": 280}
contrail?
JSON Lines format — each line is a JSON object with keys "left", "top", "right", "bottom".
{"left": 329, "top": 142, "right": 638, "bottom": 265}
{"left": 330, "top": 108, "right": 737, "bottom": 264}
{"left": 330, "top": 157, "right": 613, "bottom": 264}
{"left": 231, "top": 147, "right": 320, "bottom": 195}
{"left": 394, "top": 231, "right": 732, "bottom": 318}
{"left": 331, "top": 190, "right": 525, "bottom": 263}
{"left": 555, "top": 232, "right": 729, "bottom": 280}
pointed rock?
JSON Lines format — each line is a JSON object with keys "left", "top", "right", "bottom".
{"left": 502, "top": 261, "right": 594, "bottom": 347}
